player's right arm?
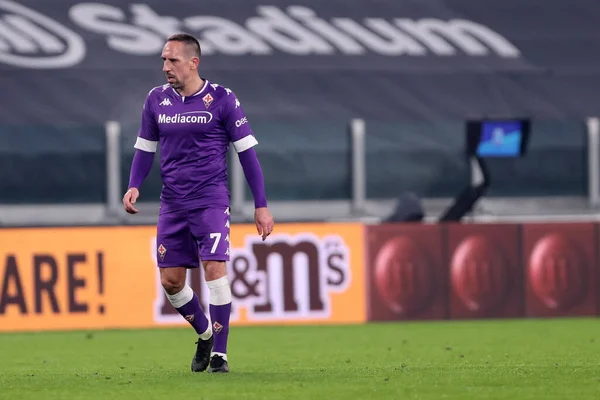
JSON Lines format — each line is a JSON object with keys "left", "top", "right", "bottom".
{"left": 123, "top": 90, "right": 159, "bottom": 214}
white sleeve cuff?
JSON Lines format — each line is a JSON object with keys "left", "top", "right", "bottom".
{"left": 232, "top": 135, "right": 258, "bottom": 153}
{"left": 134, "top": 137, "right": 158, "bottom": 153}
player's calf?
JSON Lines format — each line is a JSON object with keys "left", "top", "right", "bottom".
{"left": 203, "top": 261, "right": 232, "bottom": 373}
{"left": 160, "top": 267, "right": 213, "bottom": 372}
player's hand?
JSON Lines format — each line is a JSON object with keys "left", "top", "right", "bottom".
{"left": 254, "top": 207, "right": 274, "bottom": 241}
{"left": 123, "top": 187, "right": 140, "bottom": 214}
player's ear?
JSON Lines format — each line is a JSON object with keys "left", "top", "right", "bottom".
{"left": 190, "top": 57, "right": 200, "bottom": 71}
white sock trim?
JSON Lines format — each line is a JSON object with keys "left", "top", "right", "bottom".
{"left": 165, "top": 284, "right": 194, "bottom": 309}
{"left": 206, "top": 276, "right": 232, "bottom": 306}
{"left": 211, "top": 351, "right": 227, "bottom": 361}
{"left": 199, "top": 325, "right": 212, "bottom": 340}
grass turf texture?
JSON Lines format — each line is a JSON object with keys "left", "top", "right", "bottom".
{"left": 0, "top": 318, "right": 599, "bottom": 399}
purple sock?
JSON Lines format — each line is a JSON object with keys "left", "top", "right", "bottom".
{"left": 167, "top": 286, "right": 210, "bottom": 337}
{"left": 207, "top": 277, "right": 232, "bottom": 356}
{"left": 210, "top": 303, "right": 231, "bottom": 354}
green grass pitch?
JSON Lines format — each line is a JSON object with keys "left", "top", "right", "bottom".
{"left": 1, "top": 318, "right": 599, "bottom": 399}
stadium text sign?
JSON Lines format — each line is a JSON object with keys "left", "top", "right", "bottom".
{"left": 0, "top": 227, "right": 155, "bottom": 332}
{"left": 0, "top": 0, "right": 520, "bottom": 68}
{"left": 0, "top": 223, "right": 365, "bottom": 332}
{"left": 153, "top": 224, "right": 366, "bottom": 325}
{"left": 0, "top": 252, "right": 104, "bottom": 316}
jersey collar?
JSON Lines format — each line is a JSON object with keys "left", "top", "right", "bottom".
{"left": 170, "top": 78, "right": 209, "bottom": 100}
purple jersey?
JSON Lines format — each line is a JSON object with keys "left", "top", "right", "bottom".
{"left": 134, "top": 79, "right": 257, "bottom": 211}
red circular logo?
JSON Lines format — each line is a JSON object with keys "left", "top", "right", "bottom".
{"left": 528, "top": 233, "right": 587, "bottom": 311}
{"left": 451, "top": 235, "right": 510, "bottom": 313}
{"left": 374, "top": 236, "right": 433, "bottom": 316}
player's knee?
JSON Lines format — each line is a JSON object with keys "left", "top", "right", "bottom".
{"left": 203, "top": 261, "right": 227, "bottom": 281}
{"left": 161, "top": 272, "right": 185, "bottom": 295}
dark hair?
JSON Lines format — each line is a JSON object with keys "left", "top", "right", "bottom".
{"left": 167, "top": 33, "right": 201, "bottom": 58}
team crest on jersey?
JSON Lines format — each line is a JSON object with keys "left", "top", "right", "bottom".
{"left": 203, "top": 93, "right": 214, "bottom": 108}
{"left": 158, "top": 244, "right": 167, "bottom": 261}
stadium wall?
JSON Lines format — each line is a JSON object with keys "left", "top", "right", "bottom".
{"left": 0, "top": 118, "right": 587, "bottom": 206}
{"left": 0, "top": 220, "right": 598, "bottom": 333}
{"left": 2, "top": 0, "right": 599, "bottom": 211}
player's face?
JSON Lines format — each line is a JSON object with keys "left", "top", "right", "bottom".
{"left": 161, "top": 41, "right": 198, "bottom": 90}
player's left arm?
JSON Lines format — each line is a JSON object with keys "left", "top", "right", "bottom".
{"left": 222, "top": 91, "right": 274, "bottom": 240}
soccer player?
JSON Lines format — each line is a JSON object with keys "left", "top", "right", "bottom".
{"left": 122, "top": 33, "right": 274, "bottom": 373}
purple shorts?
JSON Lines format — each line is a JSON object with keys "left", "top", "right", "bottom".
{"left": 155, "top": 207, "right": 230, "bottom": 268}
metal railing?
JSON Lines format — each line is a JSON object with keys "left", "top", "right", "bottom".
{"left": 105, "top": 120, "right": 122, "bottom": 218}
{"left": 587, "top": 117, "right": 600, "bottom": 207}
{"left": 1, "top": 117, "right": 599, "bottom": 227}
{"left": 101, "top": 117, "right": 372, "bottom": 220}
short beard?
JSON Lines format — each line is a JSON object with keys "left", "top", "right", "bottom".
{"left": 169, "top": 81, "right": 183, "bottom": 90}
